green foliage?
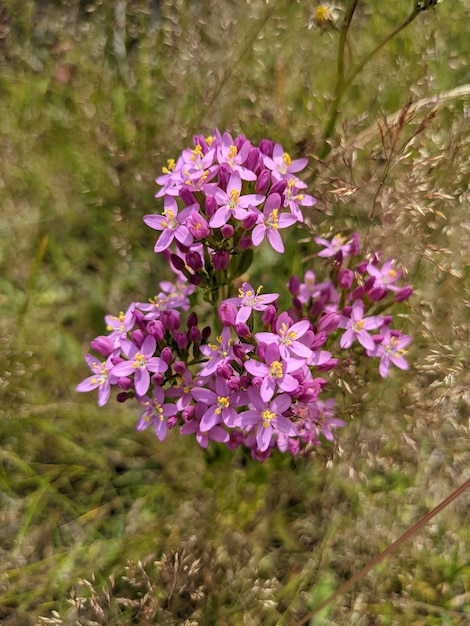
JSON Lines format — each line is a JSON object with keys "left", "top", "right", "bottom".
{"left": 1, "top": 1, "right": 470, "bottom": 624}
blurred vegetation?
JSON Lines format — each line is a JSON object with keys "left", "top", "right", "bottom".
{"left": 0, "top": 0, "right": 469, "bottom": 624}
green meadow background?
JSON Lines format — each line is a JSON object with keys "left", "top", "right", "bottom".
{"left": 1, "top": 1, "right": 469, "bottom": 624}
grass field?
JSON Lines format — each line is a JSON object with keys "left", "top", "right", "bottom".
{"left": 1, "top": 1, "right": 469, "bottom": 624}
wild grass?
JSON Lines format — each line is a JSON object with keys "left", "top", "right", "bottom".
{"left": 1, "top": 1, "right": 469, "bottom": 624}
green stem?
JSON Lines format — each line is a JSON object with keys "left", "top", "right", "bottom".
{"left": 319, "top": 0, "right": 359, "bottom": 161}
{"left": 319, "top": 5, "right": 421, "bottom": 161}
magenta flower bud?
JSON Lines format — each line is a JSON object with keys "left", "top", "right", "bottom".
{"left": 309, "top": 300, "right": 324, "bottom": 319}
{"left": 182, "top": 405, "right": 194, "bottom": 422}
{"left": 317, "top": 312, "right": 340, "bottom": 333}
{"left": 395, "top": 286, "right": 413, "bottom": 302}
{"left": 216, "top": 363, "right": 233, "bottom": 379}
{"left": 160, "top": 346, "right": 173, "bottom": 364}
{"left": 147, "top": 320, "right": 165, "bottom": 341}
{"left": 233, "top": 343, "right": 249, "bottom": 360}
{"left": 174, "top": 360, "right": 186, "bottom": 374}
{"left": 161, "top": 310, "right": 181, "bottom": 330}
{"left": 167, "top": 415, "right": 178, "bottom": 429}
{"left": 317, "top": 358, "right": 339, "bottom": 371}
{"left": 355, "top": 260, "right": 369, "bottom": 274}
{"left": 189, "top": 274, "right": 202, "bottom": 286}
{"left": 288, "top": 275, "right": 301, "bottom": 295}
{"left": 187, "top": 312, "right": 198, "bottom": 328}
{"left": 311, "top": 330, "right": 327, "bottom": 349}
{"left": 151, "top": 372, "right": 164, "bottom": 385}
{"left": 202, "top": 325, "right": 211, "bottom": 340}
{"left": 261, "top": 304, "right": 277, "bottom": 326}
{"left": 131, "top": 329, "right": 145, "bottom": 348}
{"left": 234, "top": 322, "right": 251, "bottom": 338}
{"left": 382, "top": 315, "right": 393, "bottom": 326}
{"left": 245, "top": 147, "right": 261, "bottom": 172}
{"left": 212, "top": 250, "right": 229, "bottom": 271}
{"left": 90, "top": 336, "right": 114, "bottom": 357}
{"left": 228, "top": 375, "right": 241, "bottom": 391}
{"left": 188, "top": 326, "right": 201, "bottom": 343}
{"left": 116, "top": 391, "right": 132, "bottom": 403}
{"left": 341, "top": 305, "right": 353, "bottom": 318}
{"left": 187, "top": 210, "right": 210, "bottom": 239}
{"left": 186, "top": 250, "right": 203, "bottom": 271}
{"left": 364, "top": 276, "right": 376, "bottom": 290}
{"left": 134, "top": 309, "right": 146, "bottom": 330}
{"left": 217, "top": 163, "right": 231, "bottom": 190}
{"left": 241, "top": 212, "right": 258, "bottom": 230}
{"left": 179, "top": 186, "right": 197, "bottom": 206}
{"left": 238, "top": 236, "right": 253, "bottom": 250}
{"left": 351, "top": 285, "right": 365, "bottom": 300}
{"left": 349, "top": 232, "right": 361, "bottom": 256}
{"left": 255, "top": 168, "right": 271, "bottom": 194}
{"left": 219, "top": 301, "right": 237, "bottom": 326}
{"left": 338, "top": 268, "right": 354, "bottom": 290}
{"left": 117, "top": 376, "right": 133, "bottom": 390}
{"left": 259, "top": 138, "right": 274, "bottom": 157}
{"left": 367, "top": 286, "right": 387, "bottom": 302}
{"left": 221, "top": 223, "right": 234, "bottom": 238}
{"left": 170, "top": 253, "right": 186, "bottom": 272}
{"left": 174, "top": 331, "right": 188, "bottom": 350}
{"left": 240, "top": 374, "right": 251, "bottom": 388}
{"left": 205, "top": 194, "right": 218, "bottom": 217}
{"left": 270, "top": 179, "right": 287, "bottom": 196}
{"left": 287, "top": 438, "right": 300, "bottom": 456}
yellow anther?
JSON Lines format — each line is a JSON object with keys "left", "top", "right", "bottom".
{"left": 282, "top": 152, "right": 292, "bottom": 167}
{"left": 269, "top": 361, "right": 283, "bottom": 379}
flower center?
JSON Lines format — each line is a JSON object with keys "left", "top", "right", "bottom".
{"left": 262, "top": 409, "right": 275, "bottom": 427}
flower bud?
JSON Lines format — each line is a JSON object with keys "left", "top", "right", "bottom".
{"left": 170, "top": 253, "right": 186, "bottom": 272}
{"left": 90, "top": 336, "right": 114, "bottom": 357}
{"left": 212, "top": 250, "right": 229, "bottom": 271}
{"left": 205, "top": 194, "right": 218, "bottom": 217}
{"left": 161, "top": 346, "right": 174, "bottom": 364}
{"left": 179, "top": 186, "right": 197, "bottom": 206}
{"left": 234, "top": 322, "right": 251, "bottom": 338}
{"left": 245, "top": 147, "right": 261, "bottom": 172}
{"left": 161, "top": 310, "right": 181, "bottom": 330}
{"left": 221, "top": 224, "right": 234, "bottom": 239}
{"left": 188, "top": 326, "right": 202, "bottom": 343}
{"left": 270, "top": 179, "right": 287, "bottom": 196}
{"left": 259, "top": 138, "right": 274, "bottom": 157}
{"left": 131, "top": 329, "right": 145, "bottom": 347}
{"left": 394, "top": 286, "right": 413, "bottom": 302}
{"left": 338, "top": 268, "right": 354, "bottom": 290}
{"left": 287, "top": 275, "right": 301, "bottom": 296}
{"left": 186, "top": 250, "right": 203, "bottom": 271}
{"left": 174, "top": 331, "right": 188, "bottom": 350}
{"left": 219, "top": 301, "right": 237, "bottom": 326}
{"left": 117, "top": 376, "right": 133, "bottom": 390}
{"left": 255, "top": 169, "right": 270, "bottom": 194}
{"left": 174, "top": 360, "right": 186, "bottom": 375}
{"left": 167, "top": 416, "right": 178, "bottom": 429}
{"left": 147, "top": 320, "right": 165, "bottom": 341}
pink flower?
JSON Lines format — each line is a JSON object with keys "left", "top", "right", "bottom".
{"left": 262, "top": 144, "right": 308, "bottom": 181}
{"left": 207, "top": 171, "right": 264, "bottom": 228}
{"left": 339, "top": 300, "right": 383, "bottom": 351}
{"left": 256, "top": 312, "right": 313, "bottom": 361}
{"left": 111, "top": 335, "right": 168, "bottom": 396}
{"left": 136, "top": 386, "right": 177, "bottom": 441}
{"left": 223, "top": 282, "right": 279, "bottom": 324}
{"left": 144, "top": 196, "right": 195, "bottom": 253}
{"left": 76, "top": 354, "right": 118, "bottom": 407}
{"left": 234, "top": 388, "right": 296, "bottom": 452}
{"left": 375, "top": 329, "right": 411, "bottom": 377}
{"left": 250, "top": 193, "right": 297, "bottom": 253}
{"left": 244, "top": 344, "right": 299, "bottom": 402}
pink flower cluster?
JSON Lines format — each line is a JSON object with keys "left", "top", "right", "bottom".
{"left": 77, "top": 131, "right": 412, "bottom": 460}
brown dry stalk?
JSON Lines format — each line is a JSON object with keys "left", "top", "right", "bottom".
{"left": 292, "top": 476, "right": 470, "bottom": 626}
